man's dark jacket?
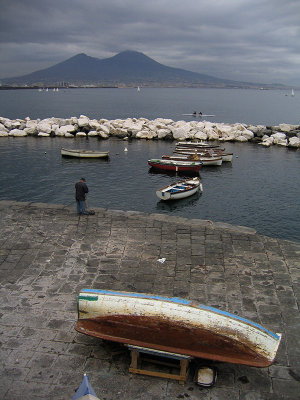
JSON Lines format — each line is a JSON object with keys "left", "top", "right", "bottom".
{"left": 75, "top": 181, "right": 88, "bottom": 201}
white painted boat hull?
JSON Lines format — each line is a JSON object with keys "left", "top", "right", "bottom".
{"left": 61, "top": 148, "right": 109, "bottom": 158}
{"left": 75, "top": 289, "right": 281, "bottom": 367}
{"left": 156, "top": 177, "right": 202, "bottom": 200}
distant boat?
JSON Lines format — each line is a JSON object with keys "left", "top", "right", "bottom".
{"left": 137, "top": 86, "right": 140, "bottom": 92}
{"left": 291, "top": 89, "right": 295, "bottom": 97}
{"left": 61, "top": 148, "right": 109, "bottom": 158}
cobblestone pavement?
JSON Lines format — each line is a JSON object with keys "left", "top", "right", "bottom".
{"left": 0, "top": 200, "right": 299, "bottom": 400}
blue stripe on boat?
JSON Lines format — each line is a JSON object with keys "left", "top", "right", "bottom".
{"left": 80, "top": 288, "right": 280, "bottom": 340}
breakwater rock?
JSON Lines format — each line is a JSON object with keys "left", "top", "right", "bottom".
{"left": 0, "top": 115, "right": 299, "bottom": 148}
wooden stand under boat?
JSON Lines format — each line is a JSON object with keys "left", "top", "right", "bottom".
{"left": 128, "top": 345, "right": 191, "bottom": 384}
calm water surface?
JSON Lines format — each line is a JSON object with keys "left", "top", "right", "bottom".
{"left": 0, "top": 88, "right": 299, "bottom": 241}
{"left": 0, "top": 136, "right": 299, "bottom": 242}
{"left": 0, "top": 87, "right": 299, "bottom": 125}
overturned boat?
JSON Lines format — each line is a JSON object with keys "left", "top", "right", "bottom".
{"left": 75, "top": 289, "right": 281, "bottom": 367}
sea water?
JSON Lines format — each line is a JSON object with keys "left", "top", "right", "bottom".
{"left": 0, "top": 88, "right": 299, "bottom": 241}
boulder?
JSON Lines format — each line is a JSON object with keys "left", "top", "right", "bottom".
{"left": 99, "top": 131, "right": 109, "bottom": 139}
{"left": 194, "top": 131, "right": 208, "bottom": 140}
{"left": 76, "top": 132, "right": 87, "bottom": 137}
{"left": 136, "top": 130, "right": 157, "bottom": 139}
{"left": 37, "top": 132, "right": 50, "bottom": 137}
{"left": 157, "top": 129, "right": 172, "bottom": 139}
{"left": 272, "top": 132, "right": 286, "bottom": 144}
{"left": 25, "top": 121, "right": 38, "bottom": 135}
{"left": 1, "top": 118, "right": 13, "bottom": 130}
{"left": 235, "top": 135, "right": 248, "bottom": 142}
{"left": 87, "top": 130, "right": 99, "bottom": 137}
{"left": 37, "top": 121, "right": 52, "bottom": 134}
{"left": 288, "top": 137, "right": 300, "bottom": 148}
{"left": 0, "top": 123, "right": 8, "bottom": 132}
{"left": 172, "top": 123, "right": 191, "bottom": 140}
{"left": 98, "top": 124, "right": 110, "bottom": 135}
{"left": 278, "top": 123, "right": 299, "bottom": 133}
{"left": 77, "top": 115, "right": 90, "bottom": 128}
{"left": 9, "top": 129, "right": 27, "bottom": 137}
{"left": 0, "top": 130, "right": 9, "bottom": 137}
{"left": 57, "top": 125, "right": 77, "bottom": 135}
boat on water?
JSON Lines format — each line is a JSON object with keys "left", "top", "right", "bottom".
{"left": 73, "top": 373, "right": 99, "bottom": 400}
{"left": 148, "top": 158, "right": 202, "bottom": 172}
{"left": 156, "top": 177, "right": 202, "bottom": 201}
{"left": 75, "top": 289, "right": 282, "bottom": 367}
{"left": 175, "top": 141, "right": 220, "bottom": 148}
{"left": 61, "top": 148, "right": 109, "bottom": 158}
{"left": 174, "top": 148, "right": 232, "bottom": 162}
{"left": 164, "top": 154, "right": 222, "bottom": 166}
{"left": 291, "top": 89, "right": 295, "bottom": 97}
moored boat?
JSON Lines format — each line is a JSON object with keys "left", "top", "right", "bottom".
{"left": 156, "top": 177, "right": 202, "bottom": 201}
{"left": 174, "top": 148, "right": 232, "bottom": 162}
{"left": 163, "top": 154, "right": 222, "bottom": 166}
{"left": 148, "top": 158, "right": 202, "bottom": 172}
{"left": 61, "top": 148, "right": 109, "bottom": 158}
{"left": 75, "top": 289, "right": 282, "bottom": 368}
{"left": 176, "top": 141, "right": 220, "bottom": 148}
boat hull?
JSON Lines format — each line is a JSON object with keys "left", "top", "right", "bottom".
{"left": 156, "top": 178, "right": 202, "bottom": 200}
{"left": 61, "top": 148, "right": 109, "bottom": 158}
{"left": 148, "top": 159, "right": 202, "bottom": 172}
{"left": 75, "top": 289, "right": 281, "bottom": 367}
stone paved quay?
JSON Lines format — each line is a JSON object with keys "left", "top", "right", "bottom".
{"left": 0, "top": 200, "right": 299, "bottom": 400}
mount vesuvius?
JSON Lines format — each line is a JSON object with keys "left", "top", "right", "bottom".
{"left": 1, "top": 50, "right": 278, "bottom": 88}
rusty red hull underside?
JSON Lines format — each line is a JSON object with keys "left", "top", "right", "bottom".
{"left": 75, "top": 314, "right": 271, "bottom": 367}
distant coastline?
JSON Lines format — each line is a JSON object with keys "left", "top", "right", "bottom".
{"left": 0, "top": 85, "right": 295, "bottom": 90}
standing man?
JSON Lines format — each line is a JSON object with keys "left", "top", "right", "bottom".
{"left": 75, "top": 177, "right": 89, "bottom": 215}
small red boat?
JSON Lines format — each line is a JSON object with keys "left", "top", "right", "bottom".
{"left": 148, "top": 158, "right": 202, "bottom": 172}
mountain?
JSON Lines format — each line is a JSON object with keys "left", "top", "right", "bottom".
{"left": 0, "top": 50, "right": 283, "bottom": 88}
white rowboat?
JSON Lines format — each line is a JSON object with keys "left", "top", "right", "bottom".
{"left": 156, "top": 177, "right": 202, "bottom": 201}
{"left": 61, "top": 148, "right": 109, "bottom": 158}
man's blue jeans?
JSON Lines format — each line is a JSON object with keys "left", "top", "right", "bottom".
{"left": 76, "top": 200, "right": 88, "bottom": 214}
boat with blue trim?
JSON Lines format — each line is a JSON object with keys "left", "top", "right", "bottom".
{"left": 75, "top": 289, "right": 281, "bottom": 367}
{"left": 156, "top": 177, "right": 203, "bottom": 201}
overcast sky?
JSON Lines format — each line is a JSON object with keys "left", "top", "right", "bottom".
{"left": 0, "top": 0, "right": 299, "bottom": 85}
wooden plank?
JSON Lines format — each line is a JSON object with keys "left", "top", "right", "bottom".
{"left": 129, "top": 367, "right": 186, "bottom": 382}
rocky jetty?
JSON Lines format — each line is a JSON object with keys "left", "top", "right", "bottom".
{"left": 0, "top": 115, "right": 299, "bottom": 148}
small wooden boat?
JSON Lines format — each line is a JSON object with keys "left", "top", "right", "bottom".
{"left": 176, "top": 141, "right": 220, "bottom": 148}
{"left": 163, "top": 154, "right": 222, "bottom": 166}
{"left": 75, "top": 289, "right": 282, "bottom": 367}
{"left": 156, "top": 177, "right": 203, "bottom": 201}
{"left": 148, "top": 159, "right": 202, "bottom": 172}
{"left": 61, "top": 148, "right": 109, "bottom": 158}
{"left": 73, "top": 373, "right": 99, "bottom": 400}
{"left": 174, "top": 148, "right": 232, "bottom": 162}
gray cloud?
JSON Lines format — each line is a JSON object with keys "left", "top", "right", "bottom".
{"left": 0, "top": 0, "right": 299, "bottom": 84}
